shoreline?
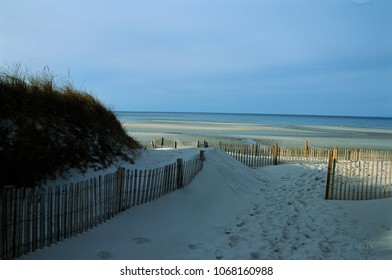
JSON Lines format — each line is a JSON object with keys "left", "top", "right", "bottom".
{"left": 121, "top": 120, "right": 392, "bottom": 150}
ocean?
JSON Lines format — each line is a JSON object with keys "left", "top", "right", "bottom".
{"left": 116, "top": 111, "right": 392, "bottom": 130}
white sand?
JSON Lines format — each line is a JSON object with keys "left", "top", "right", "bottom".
{"left": 20, "top": 148, "right": 392, "bottom": 260}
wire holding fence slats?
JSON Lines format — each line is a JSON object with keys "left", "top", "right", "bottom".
{"left": 0, "top": 154, "right": 204, "bottom": 260}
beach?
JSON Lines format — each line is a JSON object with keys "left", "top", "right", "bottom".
{"left": 121, "top": 118, "right": 392, "bottom": 149}
{"left": 9, "top": 113, "right": 392, "bottom": 261}
{"left": 20, "top": 148, "right": 392, "bottom": 260}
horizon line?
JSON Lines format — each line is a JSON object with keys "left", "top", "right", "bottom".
{"left": 114, "top": 110, "right": 392, "bottom": 119}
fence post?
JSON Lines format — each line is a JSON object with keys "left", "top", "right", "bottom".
{"left": 273, "top": 143, "right": 279, "bottom": 165}
{"left": 176, "top": 158, "right": 184, "bottom": 189}
{"left": 333, "top": 146, "right": 338, "bottom": 160}
{"left": 304, "top": 140, "right": 309, "bottom": 159}
{"left": 199, "top": 150, "right": 206, "bottom": 161}
{"left": 117, "top": 167, "right": 125, "bottom": 212}
{"left": 325, "top": 150, "right": 334, "bottom": 199}
{"left": 255, "top": 143, "right": 259, "bottom": 157}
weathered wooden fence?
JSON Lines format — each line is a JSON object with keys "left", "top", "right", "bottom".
{"left": 325, "top": 149, "right": 392, "bottom": 200}
{"left": 219, "top": 141, "right": 330, "bottom": 167}
{"left": 219, "top": 141, "right": 392, "bottom": 200}
{"left": 0, "top": 154, "right": 204, "bottom": 260}
{"left": 150, "top": 137, "right": 210, "bottom": 149}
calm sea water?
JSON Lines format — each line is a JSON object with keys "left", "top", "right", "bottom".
{"left": 116, "top": 111, "right": 392, "bottom": 130}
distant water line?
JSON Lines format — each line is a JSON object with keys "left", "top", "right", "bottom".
{"left": 116, "top": 111, "right": 392, "bottom": 130}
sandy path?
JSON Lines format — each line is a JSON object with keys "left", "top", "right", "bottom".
{"left": 215, "top": 164, "right": 378, "bottom": 260}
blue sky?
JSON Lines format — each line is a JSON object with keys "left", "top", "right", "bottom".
{"left": 1, "top": 0, "right": 391, "bottom": 117}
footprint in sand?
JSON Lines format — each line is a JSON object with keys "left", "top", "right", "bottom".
{"left": 132, "top": 237, "right": 152, "bottom": 244}
{"left": 261, "top": 179, "right": 270, "bottom": 184}
{"left": 236, "top": 221, "right": 246, "bottom": 227}
{"left": 188, "top": 243, "right": 203, "bottom": 250}
{"left": 215, "top": 249, "right": 224, "bottom": 259}
{"left": 228, "top": 235, "right": 242, "bottom": 247}
{"left": 250, "top": 251, "right": 262, "bottom": 259}
{"left": 97, "top": 250, "right": 112, "bottom": 259}
{"left": 319, "top": 239, "right": 332, "bottom": 254}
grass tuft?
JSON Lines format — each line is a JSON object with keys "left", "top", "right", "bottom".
{"left": 0, "top": 65, "right": 142, "bottom": 188}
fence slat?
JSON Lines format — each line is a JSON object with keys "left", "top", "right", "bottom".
{"left": 62, "top": 186, "right": 68, "bottom": 239}
{"left": 24, "top": 188, "right": 32, "bottom": 255}
{"left": 39, "top": 188, "right": 46, "bottom": 249}
{"left": 31, "top": 188, "right": 38, "bottom": 251}
{"left": 93, "top": 178, "right": 100, "bottom": 227}
{"left": 137, "top": 170, "right": 143, "bottom": 205}
{"left": 54, "top": 186, "right": 60, "bottom": 243}
{"left": 84, "top": 180, "right": 89, "bottom": 230}
{"left": 98, "top": 177, "right": 103, "bottom": 223}
{"left": 14, "top": 188, "right": 22, "bottom": 258}
{"left": 67, "top": 184, "right": 73, "bottom": 237}
{"left": 103, "top": 176, "right": 108, "bottom": 221}
{"left": 145, "top": 169, "right": 152, "bottom": 203}
{"left": 89, "top": 178, "right": 94, "bottom": 229}
{"left": 370, "top": 160, "right": 375, "bottom": 199}
{"left": 47, "top": 187, "right": 53, "bottom": 245}
{"left": 141, "top": 170, "right": 148, "bottom": 204}
{"left": 80, "top": 181, "right": 85, "bottom": 232}
{"left": 73, "top": 184, "right": 79, "bottom": 235}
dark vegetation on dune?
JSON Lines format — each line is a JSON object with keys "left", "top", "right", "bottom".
{"left": 0, "top": 66, "right": 142, "bottom": 189}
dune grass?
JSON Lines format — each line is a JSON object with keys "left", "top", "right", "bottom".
{"left": 0, "top": 65, "right": 142, "bottom": 188}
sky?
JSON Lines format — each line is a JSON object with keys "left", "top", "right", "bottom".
{"left": 1, "top": 0, "right": 392, "bottom": 117}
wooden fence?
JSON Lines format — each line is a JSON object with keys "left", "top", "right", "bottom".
{"left": 325, "top": 149, "right": 392, "bottom": 200}
{"left": 0, "top": 154, "right": 204, "bottom": 260}
{"left": 218, "top": 141, "right": 330, "bottom": 167}
{"left": 150, "top": 137, "right": 210, "bottom": 149}
{"left": 218, "top": 141, "right": 392, "bottom": 200}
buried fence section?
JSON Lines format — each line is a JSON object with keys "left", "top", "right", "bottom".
{"left": 0, "top": 155, "right": 204, "bottom": 260}
{"left": 325, "top": 151, "right": 392, "bottom": 200}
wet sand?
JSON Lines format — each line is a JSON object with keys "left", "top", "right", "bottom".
{"left": 121, "top": 120, "right": 392, "bottom": 149}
